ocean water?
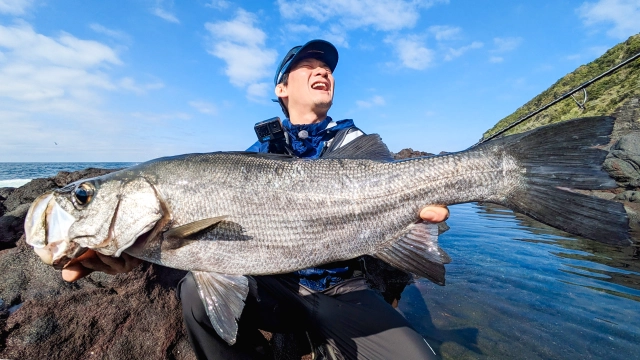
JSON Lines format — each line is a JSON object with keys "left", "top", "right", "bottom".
{"left": 2, "top": 163, "right": 639, "bottom": 358}
{"left": 0, "top": 162, "right": 136, "bottom": 188}
{"left": 402, "top": 203, "right": 640, "bottom": 359}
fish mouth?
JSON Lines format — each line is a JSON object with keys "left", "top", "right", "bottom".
{"left": 52, "top": 246, "right": 89, "bottom": 270}
{"left": 25, "top": 192, "right": 83, "bottom": 267}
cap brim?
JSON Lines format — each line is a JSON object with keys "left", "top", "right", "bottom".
{"left": 284, "top": 40, "right": 338, "bottom": 75}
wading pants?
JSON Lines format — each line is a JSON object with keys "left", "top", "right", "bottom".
{"left": 178, "top": 272, "right": 438, "bottom": 360}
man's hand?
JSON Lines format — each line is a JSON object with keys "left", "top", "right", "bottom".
{"left": 419, "top": 205, "right": 449, "bottom": 223}
{"left": 61, "top": 249, "right": 142, "bottom": 282}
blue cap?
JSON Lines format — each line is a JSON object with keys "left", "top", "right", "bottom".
{"left": 274, "top": 40, "right": 338, "bottom": 86}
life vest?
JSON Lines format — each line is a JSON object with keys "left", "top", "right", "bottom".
{"left": 246, "top": 116, "right": 365, "bottom": 291}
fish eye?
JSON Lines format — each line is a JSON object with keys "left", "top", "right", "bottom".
{"left": 74, "top": 183, "right": 95, "bottom": 206}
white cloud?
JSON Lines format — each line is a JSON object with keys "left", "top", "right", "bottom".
{"left": 578, "top": 0, "right": 640, "bottom": 38}
{"left": 0, "top": 0, "right": 33, "bottom": 15}
{"left": 206, "top": 0, "right": 231, "bottom": 10}
{"left": 386, "top": 35, "right": 434, "bottom": 70}
{"left": 89, "top": 23, "right": 131, "bottom": 43}
{"left": 153, "top": 8, "right": 179, "bottom": 23}
{"left": 189, "top": 100, "right": 218, "bottom": 115}
{"left": 324, "top": 24, "right": 350, "bottom": 48}
{"left": 246, "top": 82, "right": 271, "bottom": 101}
{"left": 282, "top": 23, "right": 349, "bottom": 47}
{"left": 285, "top": 24, "right": 320, "bottom": 33}
{"left": 131, "top": 111, "right": 191, "bottom": 122}
{"left": 0, "top": 22, "right": 122, "bottom": 68}
{"left": 492, "top": 37, "right": 523, "bottom": 52}
{"left": 0, "top": 22, "right": 123, "bottom": 105}
{"left": 429, "top": 25, "right": 461, "bottom": 41}
{"left": 444, "top": 41, "right": 483, "bottom": 61}
{"left": 0, "top": 22, "right": 172, "bottom": 161}
{"left": 205, "top": 9, "right": 277, "bottom": 100}
{"left": 356, "top": 95, "right": 386, "bottom": 108}
{"left": 119, "top": 77, "right": 164, "bottom": 95}
{"left": 489, "top": 56, "right": 504, "bottom": 63}
{"left": 278, "top": 0, "right": 447, "bottom": 32}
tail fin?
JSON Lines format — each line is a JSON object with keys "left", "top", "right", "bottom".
{"left": 485, "top": 116, "right": 631, "bottom": 246}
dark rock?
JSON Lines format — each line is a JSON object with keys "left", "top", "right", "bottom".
{"left": 393, "top": 148, "right": 435, "bottom": 160}
{"left": 604, "top": 156, "right": 640, "bottom": 187}
{"left": 611, "top": 97, "right": 640, "bottom": 139}
{"left": 0, "top": 204, "right": 30, "bottom": 249}
{"left": 0, "top": 188, "right": 15, "bottom": 218}
{"left": 52, "top": 168, "right": 120, "bottom": 187}
{"left": 0, "top": 238, "right": 194, "bottom": 360}
{"left": 2, "top": 179, "right": 56, "bottom": 213}
{"left": 0, "top": 188, "right": 15, "bottom": 202}
{"left": 605, "top": 133, "right": 640, "bottom": 188}
{"left": 614, "top": 191, "right": 640, "bottom": 202}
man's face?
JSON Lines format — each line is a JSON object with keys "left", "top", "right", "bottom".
{"left": 277, "top": 58, "right": 335, "bottom": 121}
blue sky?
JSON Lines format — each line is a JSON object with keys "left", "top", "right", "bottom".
{"left": 1, "top": 0, "right": 639, "bottom": 162}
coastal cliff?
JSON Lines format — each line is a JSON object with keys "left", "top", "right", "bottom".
{"left": 483, "top": 33, "right": 640, "bottom": 140}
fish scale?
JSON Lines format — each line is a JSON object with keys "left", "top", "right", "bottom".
{"left": 126, "top": 148, "right": 514, "bottom": 275}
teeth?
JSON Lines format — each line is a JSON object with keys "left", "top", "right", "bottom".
{"left": 312, "top": 83, "right": 327, "bottom": 90}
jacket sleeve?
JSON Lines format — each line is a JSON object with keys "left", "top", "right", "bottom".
{"left": 246, "top": 140, "right": 269, "bottom": 153}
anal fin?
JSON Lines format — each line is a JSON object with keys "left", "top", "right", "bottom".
{"left": 374, "top": 221, "right": 451, "bottom": 285}
{"left": 191, "top": 271, "right": 249, "bottom": 345}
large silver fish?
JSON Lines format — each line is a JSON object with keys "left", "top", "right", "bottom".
{"left": 24, "top": 116, "right": 631, "bottom": 344}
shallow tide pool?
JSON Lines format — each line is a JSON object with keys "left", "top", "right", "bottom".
{"left": 399, "top": 203, "right": 640, "bottom": 360}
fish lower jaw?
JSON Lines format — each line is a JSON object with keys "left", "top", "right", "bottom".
{"left": 33, "top": 246, "right": 54, "bottom": 265}
{"left": 32, "top": 239, "right": 74, "bottom": 266}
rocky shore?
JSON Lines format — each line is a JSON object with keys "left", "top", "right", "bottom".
{"left": 0, "top": 168, "right": 194, "bottom": 359}
{"left": 1, "top": 98, "right": 639, "bottom": 359}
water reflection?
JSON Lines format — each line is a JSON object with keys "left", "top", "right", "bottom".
{"left": 477, "top": 201, "right": 640, "bottom": 296}
{"left": 399, "top": 203, "right": 640, "bottom": 360}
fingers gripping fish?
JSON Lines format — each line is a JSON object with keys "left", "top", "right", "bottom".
{"left": 24, "top": 116, "right": 632, "bottom": 344}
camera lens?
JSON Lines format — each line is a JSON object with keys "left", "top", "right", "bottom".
{"left": 269, "top": 122, "right": 281, "bottom": 132}
{"left": 255, "top": 125, "right": 269, "bottom": 139}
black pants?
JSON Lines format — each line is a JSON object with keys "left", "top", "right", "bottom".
{"left": 178, "top": 273, "right": 438, "bottom": 360}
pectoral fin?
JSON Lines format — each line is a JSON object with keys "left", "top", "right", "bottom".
{"left": 165, "top": 216, "right": 228, "bottom": 238}
{"left": 374, "top": 221, "right": 451, "bottom": 285}
{"left": 191, "top": 271, "right": 249, "bottom": 345}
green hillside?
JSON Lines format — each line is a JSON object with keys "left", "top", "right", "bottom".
{"left": 483, "top": 33, "right": 640, "bottom": 140}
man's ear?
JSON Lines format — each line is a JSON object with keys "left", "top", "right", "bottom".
{"left": 275, "top": 83, "right": 288, "bottom": 98}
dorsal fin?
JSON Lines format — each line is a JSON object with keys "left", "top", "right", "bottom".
{"left": 322, "top": 134, "right": 394, "bottom": 161}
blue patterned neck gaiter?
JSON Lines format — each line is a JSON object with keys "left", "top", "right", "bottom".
{"left": 282, "top": 117, "right": 354, "bottom": 159}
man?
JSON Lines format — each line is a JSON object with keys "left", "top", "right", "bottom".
{"left": 63, "top": 39, "right": 449, "bottom": 359}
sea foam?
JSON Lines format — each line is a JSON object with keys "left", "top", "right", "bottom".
{"left": 0, "top": 179, "right": 32, "bottom": 188}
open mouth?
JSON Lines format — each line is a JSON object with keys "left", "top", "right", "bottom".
{"left": 311, "top": 81, "right": 329, "bottom": 91}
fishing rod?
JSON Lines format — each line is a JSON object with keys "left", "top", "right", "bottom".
{"left": 472, "top": 49, "right": 640, "bottom": 148}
